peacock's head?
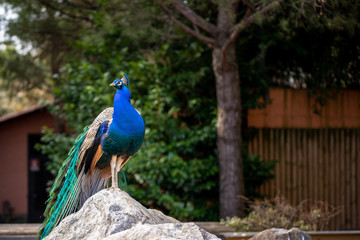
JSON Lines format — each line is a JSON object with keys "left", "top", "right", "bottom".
{"left": 110, "top": 74, "right": 129, "bottom": 89}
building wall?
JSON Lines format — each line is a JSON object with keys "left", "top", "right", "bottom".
{"left": 247, "top": 88, "right": 360, "bottom": 230}
{"left": 0, "top": 110, "right": 54, "bottom": 218}
{"left": 248, "top": 89, "right": 360, "bottom": 128}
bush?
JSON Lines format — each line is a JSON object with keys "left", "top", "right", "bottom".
{"left": 221, "top": 195, "right": 342, "bottom": 231}
{"left": 243, "top": 152, "right": 276, "bottom": 198}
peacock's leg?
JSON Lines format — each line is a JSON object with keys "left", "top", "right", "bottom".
{"left": 110, "top": 155, "right": 117, "bottom": 189}
{"left": 115, "top": 157, "right": 124, "bottom": 190}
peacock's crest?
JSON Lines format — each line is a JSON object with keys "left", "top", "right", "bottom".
{"left": 122, "top": 73, "right": 129, "bottom": 86}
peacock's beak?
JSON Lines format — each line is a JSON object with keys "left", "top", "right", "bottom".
{"left": 110, "top": 82, "right": 116, "bottom": 87}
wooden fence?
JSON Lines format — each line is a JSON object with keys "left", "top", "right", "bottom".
{"left": 248, "top": 128, "right": 360, "bottom": 230}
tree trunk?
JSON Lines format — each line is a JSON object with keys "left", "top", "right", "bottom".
{"left": 213, "top": 42, "right": 244, "bottom": 218}
{"left": 212, "top": 1, "right": 244, "bottom": 219}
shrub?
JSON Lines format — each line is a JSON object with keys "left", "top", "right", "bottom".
{"left": 221, "top": 195, "right": 342, "bottom": 232}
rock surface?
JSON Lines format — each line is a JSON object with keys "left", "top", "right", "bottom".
{"left": 44, "top": 189, "right": 220, "bottom": 240}
{"left": 249, "top": 228, "right": 311, "bottom": 240}
{"left": 105, "top": 222, "right": 218, "bottom": 240}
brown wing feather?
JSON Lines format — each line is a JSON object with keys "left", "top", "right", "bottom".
{"left": 77, "top": 108, "right": 113, "bottom": 171}
{"left": 89, "top": 145, "right": 104, "bottom": 176}
{"left": 100, "top": 166, "right": 111, "bottom": 179}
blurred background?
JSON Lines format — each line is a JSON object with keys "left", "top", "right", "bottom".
{"left": 0, "top": 0, "right": 359, "bottom": 232}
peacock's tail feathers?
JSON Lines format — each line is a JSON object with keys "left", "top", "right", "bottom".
{"left": 38, "top": 127, "right": 88, "bottom": 240}
{"left": 38, "top": 108, "right": 115, "bottom": 239}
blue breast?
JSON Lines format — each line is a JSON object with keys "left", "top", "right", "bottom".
{"left": 100, "top": 86, "right": 145, "bottom": 159}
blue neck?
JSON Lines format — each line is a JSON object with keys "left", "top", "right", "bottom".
{"left": 112, "top": 87, "right": 138, "bottom": 127}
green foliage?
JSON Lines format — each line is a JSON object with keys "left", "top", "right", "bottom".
{"left": 221, "top": 195, "right": 342, "bottom": 232}
{"left": 0, "top": 47, "right": 49, "bottom": 92}
{"left": 0, "top": 47, "right": 50, "bottom": 113}
{"left": 243, "top": 152, "right": 276, "bottom": 199}
{"left": 2, "top": 0, "right": 87, "bottom": 57}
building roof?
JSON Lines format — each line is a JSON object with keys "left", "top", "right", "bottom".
{"left": 0, "top": 105, "right": 47, "bottom": 124}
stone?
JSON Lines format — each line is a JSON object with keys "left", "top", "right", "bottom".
{"left": 249, "top": 228, "right": 311, "bottom": 240}
{"left": 105, "top": 222, "right": 219, "bottom": 240}
{"left": 44, "top": 189, "right": 220, "bottom": 240}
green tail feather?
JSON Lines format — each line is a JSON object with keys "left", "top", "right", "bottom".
{"left": 38, "top": 127, "right": 88, "bottom": 239}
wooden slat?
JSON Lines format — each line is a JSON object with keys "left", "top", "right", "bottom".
{"left": 323, "top": 129, "right": 330, "bottom": 220}
{"left": 308, "top": 130, "right": 314, "bottom": 201}
{"left": 351, "top": 130, "right": 358, "bottom": 229}
{"left": 247, "top": 128, "right": 360, "bottom": 230}
{"left": 296, "top": 129, "right": 303, "bottom": 204}
{"left": 259, "top": 129, "right": 263, "bottom": 158}
{"left": 345, "top": 129, "right": 351, "bottom": 229}
{"left": 302, "top": 129, "right": 308, "bottom": 204}
{"left": 259, "top": 129, "right": 264, "bottom": 194}
{"left": 340, "top": 129, "right": 346, "bottom": 228}
{"left": 280, "top": 129, "right": 286, "bottom": 196}
{"left": 274, "top": 129, "right": 280, "bottom": 194}
{"left": 248, "top": 134, "right": 253, "bottom": 156}
{"left": 351, "top": 131, "right": 360, "bottom": 229}
{"left": 269, "top": 129, "right": 275, "bottom": 197}
{"left": 0, "top": 224, "right": 40, "bottom": 235}
{"left": 193, "top": 222, "right": 236, "bottom": 233}
{"left": 334, "top": 129, "right": 340, "bottom": 229}
{"left": 286, "top": 129, "right": 291, "bottom": 201}
{"left": 291, "top": 129, "right": 297, "bottom": 206}
{"left": 357, "top": 129, "right": 360, "bottom": 230}
{"left": 253, "top": 131, "right": 258, "bottom": 156}
{"left": 318, "top": 129, "right": 324, "bottom": 203}
{"left": 266, "top": 129, "right": 271, "bottom": 197}
{"left": 329, "top": 129, "right": 336, "bottom": 230}
{"left": 252, "top": 130, "right": 259, "bottom": 193}
{"left": 313, "top": 129, "right": 319, "bottom": 205}
{"left": 262, "top": 129, "right": 268, "bottom": 196}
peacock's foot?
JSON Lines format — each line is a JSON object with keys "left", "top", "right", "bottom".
{"left": 109, "top": 186, "right": 121, "bottom": 191}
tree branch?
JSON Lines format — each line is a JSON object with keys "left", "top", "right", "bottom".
{"left": 242, "top": 0, "right": 254, "bottom": 18}
{"left": 37, "top": 0, "right": 93, "bottom": 22}
{"left": 157, "top": 0, "right": 216, "bottom": 48}
{"left": 172, "top": 0, "right": 218, "bottom": 36}
{"left": 63, "top": 0, "right": 99, "bottom": 11}
{"left": 222, "top": 0, "right": 281, "bottom": 54}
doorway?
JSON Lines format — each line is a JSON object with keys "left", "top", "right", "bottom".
{"left": 27, "top": 134, "right": 53, "bottom": 223}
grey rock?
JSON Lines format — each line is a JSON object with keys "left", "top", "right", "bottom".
{"left": 44, "top": 189, "right": 220, "bottom": 240}
{"left": 105, "top": 222, "right": 219, "bottom": 240}
{"left": 249, "top": 228, "right": 311, "bottom": 240}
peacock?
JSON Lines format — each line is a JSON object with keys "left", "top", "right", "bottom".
{"left": 38, "top": 74, "right": 145, "bottom": 239}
